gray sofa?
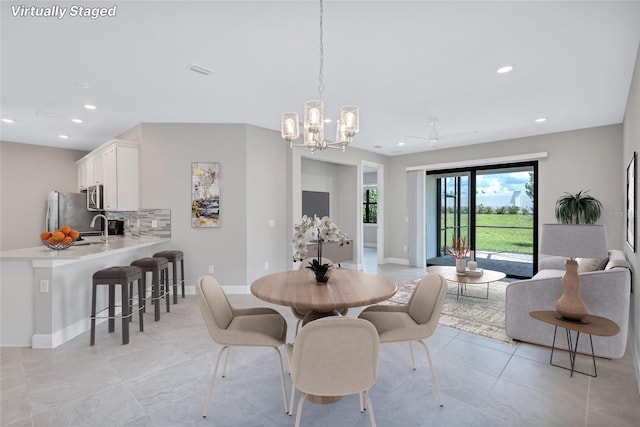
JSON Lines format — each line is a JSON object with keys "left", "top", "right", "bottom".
{"left": 505, "top": 249, "right": 631, "bottom": 359}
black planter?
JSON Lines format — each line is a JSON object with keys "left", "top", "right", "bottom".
{"left": 313, "top": 269, "right": 331, "bottom": 284}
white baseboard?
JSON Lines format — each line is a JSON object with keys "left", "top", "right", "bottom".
{"left": 384, "top": 257, "right": 409, "bottom": 265}
{"left": 32, "top": 313, "right": 114, "bottom": 349}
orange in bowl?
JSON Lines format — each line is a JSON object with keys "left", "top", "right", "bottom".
{"left": 59, "top": 225, "right": 72, "bottom": 235}
{"left": 68, "top": 229, "right": 80, "bottom": 239}
{"left": 52, "top": 231, "right": 65, "bottom": 241}
{"left": 40, "top": 231, "right": 53, "bottom": 240}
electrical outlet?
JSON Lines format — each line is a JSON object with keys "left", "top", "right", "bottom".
{"left": 268, "top": 219, "right": 275, "bottom": 227}
{"left": 40, "top": 279, "right": 49, "bottom": 293}
{"left": 151, "top": 220, "right": 157, "bottom": 228}
{"left": 403, "top": 246, "right": 408, "bottom": 252}
{"left": 208, "top": 265, "right": 215, "bottom": 274}
{"left": 264, "top": 262, "right": 269, "bottom": 270}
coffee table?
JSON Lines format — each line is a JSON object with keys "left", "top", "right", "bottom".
{"left": 426, "top": 265, "right": 506, "bottom": 300}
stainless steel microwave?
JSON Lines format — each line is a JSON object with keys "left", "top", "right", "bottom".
{"left": 87, "top": 184, "right": 104, "bottom": 211}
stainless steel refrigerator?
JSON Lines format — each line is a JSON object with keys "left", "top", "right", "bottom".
{"left": 46, "top": 191, "right": 102, "bottom": 236}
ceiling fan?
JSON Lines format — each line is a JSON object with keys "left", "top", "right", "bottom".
{"left": 404, "top": 117, "right": 478, "bottom": 149}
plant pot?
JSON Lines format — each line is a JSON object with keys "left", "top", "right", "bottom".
{"left": 313, "top": 268, "right": 332, "bottom": 284}
{"left": 455, "top": 258, "right": 466, "bottom": 274}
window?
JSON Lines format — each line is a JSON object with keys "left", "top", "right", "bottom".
{"left": 363, "top": 188, "right": 377, "bottom": 223}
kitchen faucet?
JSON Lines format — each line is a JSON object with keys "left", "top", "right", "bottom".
{"left": 90, "top": 214, "right": 109, "bottom": 242}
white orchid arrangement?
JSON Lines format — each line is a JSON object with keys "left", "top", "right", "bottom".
{"left": 292, "top": 215, "right": 349, "bottom": 267}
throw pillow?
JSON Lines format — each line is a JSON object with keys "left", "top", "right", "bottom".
{"left": 576, "top": 257, "right": 609, "bottom": 272}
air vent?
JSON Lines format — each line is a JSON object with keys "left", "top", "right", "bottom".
{"left": 189, "top": 64, "right": 213, "bottom": 76}
{"left": 36, "top": 110, "right": 60, "bottom": 118}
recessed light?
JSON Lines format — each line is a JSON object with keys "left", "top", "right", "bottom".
{"left": 535, "top": 117, "right": 547, "bottom": 123}
{"left": 398, "top": 142, "right": 406, "bottom": 146}
{"left": 59, "top": 134, "right": 69, "bottom": 139}
{"left": 2, "top": 118, "right": 14, "bottom": 123}
{"left": 83, "top": 104, "right": 97, "bottom": 110}
{"left": 497, "top": 65, "right": 514, "bottom": 74}
{"left": 72, "top": 118, "right": 83, "bottom": 124}
{"left": 323, "top": 118, "right": 332, "bottom": 123}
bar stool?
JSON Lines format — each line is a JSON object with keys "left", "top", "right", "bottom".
{"left": 153, "top": 250, "right": 185, "bottom": 303}
{"left": 131, "top": 257, "right": 170, "bottom": 321}
{"left": 90, "top": 265, "right": 144, "bottom": 346}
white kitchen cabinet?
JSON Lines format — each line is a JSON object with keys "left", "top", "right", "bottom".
{"left": 77, "top": 139, "right": 139, "bottom": 211}
{"left": 101, "top": 142, "right": 139, "bottom": 211}
{"left": 76, "top": 151, "right": 104, "bottom": 192}
{"left": 77, "top": 158, "right": 89, "bottom": 192}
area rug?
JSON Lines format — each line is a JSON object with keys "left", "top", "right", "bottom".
{"left": 382, "top": 278, "right": 516, "bottom": 346}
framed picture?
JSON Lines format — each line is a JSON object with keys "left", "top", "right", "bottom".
{"left": 627, "top": 152, "right": 636, "bottom": 251}
{"left": 192, "top": 162, "right": 220, "bottom": 228}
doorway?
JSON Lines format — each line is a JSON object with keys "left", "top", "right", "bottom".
{"left": 362, "top": 161, "right": 384, "bottom": 269}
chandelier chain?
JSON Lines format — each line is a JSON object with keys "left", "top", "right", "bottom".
{"left": 318, "top": 0, "right": 325, "bottom": 97}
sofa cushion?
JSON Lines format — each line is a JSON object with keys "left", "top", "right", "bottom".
{"left": 577, "top": 257, "right": 609, "bottom": 272}
{"left": 604, "top": 249, "right": 631, "bottom": 270}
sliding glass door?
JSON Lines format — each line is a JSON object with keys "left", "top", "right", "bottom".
{"left": 429, "top": 162, "right": 537, "bottom": 278}
{"left": 475, "top": 166, "right": 535, "bottom": 262}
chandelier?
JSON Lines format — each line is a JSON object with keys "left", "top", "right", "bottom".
{"left": 280, "top": 0, "right": 359, "bottom": 153}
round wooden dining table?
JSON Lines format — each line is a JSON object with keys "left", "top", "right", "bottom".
{"left": 251, "top": 268, "right": 396, "bottom": 405}
{"left": 250, "top": 268, "right": 397, "bottom": 324}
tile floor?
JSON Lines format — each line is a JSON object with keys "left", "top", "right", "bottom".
{"left": 2, "top": 250, "right": 640, "bottom": 427}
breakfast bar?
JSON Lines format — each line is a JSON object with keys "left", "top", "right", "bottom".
{"left": 0, "top": 236, "right": 170, "bottom": 348}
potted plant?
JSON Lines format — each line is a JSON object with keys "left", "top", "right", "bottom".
{"left": 444, "top": 236, "right": 470, "bottom": 274}
{"left": 554, "top": 190, "right": 603, "bottom": 224}
{"left": 551, "top": 190, "right": 606, "bottom": 320}
{"left": 292, "top": 215, "right": 349, "bottom": 283}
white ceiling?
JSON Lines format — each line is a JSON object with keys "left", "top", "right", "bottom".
{"left": 2, "top": 1, "right": 640, "bottom": 156}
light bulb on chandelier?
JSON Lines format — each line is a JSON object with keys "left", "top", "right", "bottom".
{"left": 280, "top": 0, "right": 359, "bottom": 152}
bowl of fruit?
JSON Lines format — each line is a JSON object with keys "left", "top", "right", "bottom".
{"left": 41, "top": 225, "right": 80, "bottom": 250}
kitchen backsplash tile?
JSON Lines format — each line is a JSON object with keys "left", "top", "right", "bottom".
{"left": 116, "top": 209, "right": 171, "bottom": 238}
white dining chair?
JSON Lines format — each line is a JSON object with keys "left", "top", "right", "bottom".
{"left": 196, "top": 275, "right": 289, "bottom": 417}
{"left": 358, "top": 273, "right": 447, "bottom": 407}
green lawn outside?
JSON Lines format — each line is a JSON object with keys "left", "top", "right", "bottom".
{"left": 440, "top": 213, "right": 534, "bottom": 255}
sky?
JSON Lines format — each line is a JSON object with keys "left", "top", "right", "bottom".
{"left": 476, "top": 171, "right": 531, "bottom": 195}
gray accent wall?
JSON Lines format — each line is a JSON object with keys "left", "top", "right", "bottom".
{"left": 132, "top": 123, "right": 288, "bottom": 291}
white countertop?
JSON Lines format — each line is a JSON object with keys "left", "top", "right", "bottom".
{"left": 0, "top": 236, "right": 170, "bottom": 261}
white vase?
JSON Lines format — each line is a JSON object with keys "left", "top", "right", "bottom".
{"left": 455, "top": 258, "right": 466, "bottom": 274}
